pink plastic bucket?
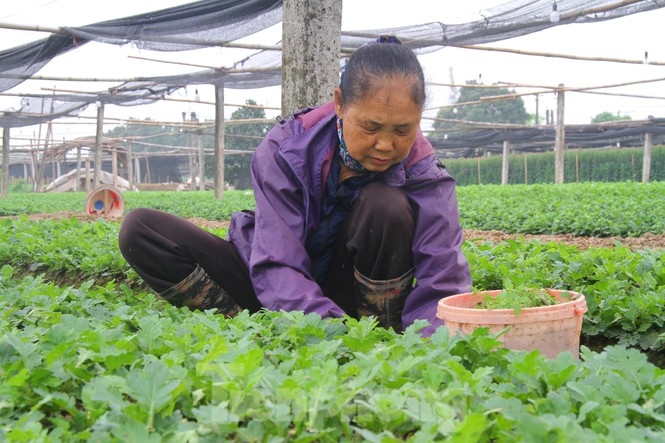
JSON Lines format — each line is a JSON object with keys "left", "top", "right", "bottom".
{"left": 437, "top": 289, "right": 587, "bottom": 358}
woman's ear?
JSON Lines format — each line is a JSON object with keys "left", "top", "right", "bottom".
{"left": 333, "top": 87, "right": 343, "bottom": 119}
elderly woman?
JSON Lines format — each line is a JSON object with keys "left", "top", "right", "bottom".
{"left": 118, "top": 36, "right": 471, "bottom": 336}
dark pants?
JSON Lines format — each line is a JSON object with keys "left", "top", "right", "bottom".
{"left": 117, "top": 181, "right": 414, "bottom": 316}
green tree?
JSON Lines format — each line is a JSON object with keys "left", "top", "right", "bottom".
{"left": 205, "top": 99, "right": 271, "bottom": 189}
{"left": 432, "top": 80, "right": 529, "bottom": 136}
{"left": 591, "top": 111, "right": 632, "bottom": 123}
{"left": 106, "top": 118, "right": 185, "bottom": 154}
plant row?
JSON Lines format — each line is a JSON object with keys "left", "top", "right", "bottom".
{"left": 2, "top": 181, "right": 665, "bottom": 237}
{"left": 1, "top": 266, "right": 664, "bottom": 441}
{"left": 444, "top": 145, "right": 665, "bottom": 185}
{"left": 1, "top": 216, "right": 663, "bottom": 359}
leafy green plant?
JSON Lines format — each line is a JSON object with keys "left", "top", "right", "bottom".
{"left": 0, "top": 183, "right": 664, "bottom": 439}
{"left": 475, "top": 288, "right": 575, "bottom": 314}
{"left": 1, "top": 265, "right": 664, "bottom": 441}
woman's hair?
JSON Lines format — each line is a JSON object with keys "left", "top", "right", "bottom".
{"left": 339, "top": 36, "right": 426, "bottom": 109}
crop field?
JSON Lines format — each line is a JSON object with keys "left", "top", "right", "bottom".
{"left": 1, "top": 181, "right": 664, "bottom": 441}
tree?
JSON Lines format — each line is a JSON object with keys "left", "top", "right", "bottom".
{"left": 207, "top": 99, "right": 271, "bottom": 189}
{"left": 591, "top": 111, "right": 632, "bottom": 123}
{"left": 106, "top": 118, "right": 185, "bottom": 153}
{"left": 432, "top": 80, "right": 529, "bottom": 136}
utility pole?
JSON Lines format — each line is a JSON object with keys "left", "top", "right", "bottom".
{"left": 281, "top": 0, "right": 342, "bottom": 115}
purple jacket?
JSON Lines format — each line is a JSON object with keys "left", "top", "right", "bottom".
{"left": 228, "top": 102, "right": 471, "bottom": 336}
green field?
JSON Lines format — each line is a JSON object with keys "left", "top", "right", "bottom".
{"left": 1, "top": 182, "right": 663, "bottom": 441}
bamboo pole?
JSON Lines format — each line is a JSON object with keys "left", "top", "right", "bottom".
{"left": 456, "top": 44, "right": 665, "bottom": 67}
{"left": 477, "top": 158, "right": 481, "bottom": 185}
{"left": 111, "top": 147, "right": 118, "bottom": 187}
{"left": 214, "top": 84, "right": 225, "bottom": 200}
{"left": 524, "top": 154, "right": 528, "bottom": 184}
{"left": 576, "top": 151, "right": 580, "bottom": 182}
{"left": 642, "top": 132, "right": 652, "bottom": 183}
{"left": 501, "top": 140, "right": 510, "bottom": 185}
{"left": 554, "top": 85, "right": 566, "bottom": 184}
{"left": 75, "top": 146, "right": 81, "bottom": 191}
{"left": 0, "top": 21, "right": 282, "bottom": 51}
{"left": 1, "top": 125, "right": 8, "bottom": 198}
{"left": 127, "top": 55, "right": 281, "bottom": 72}
{"left": 0, "top": 90, "right": 281, "bottom": 111}
{"left": 126, "top": 143, "right": 134, "bottom": 190}
{"left": 85, "top": 158, "right": 90, "bottom": 192}
{"left": 94, "top": 102, "right": 104, "bottom": 188}
{"left": 476, "top": 77, "right": 665, "bottom": 104}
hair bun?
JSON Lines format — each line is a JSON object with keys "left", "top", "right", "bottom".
{"left": 376, "top": 35, "right": 401, "bottom": 44}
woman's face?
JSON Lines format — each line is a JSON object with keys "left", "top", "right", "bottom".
{"left": 334, "top": 76, "right": 422, "bottom": 172}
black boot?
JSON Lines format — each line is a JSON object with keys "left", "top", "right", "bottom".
{"left": 354, "top": 268, "right": 414, "bottom": 333}
{"left": 159, "top": 265, "right": 242, "bottom": 317}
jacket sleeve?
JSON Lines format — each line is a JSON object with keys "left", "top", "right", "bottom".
{"left": 402, "top": 155, "right": 472, "bottom": 337}
{"left": 246, "top": 124, "right": 346, "bottom": 318}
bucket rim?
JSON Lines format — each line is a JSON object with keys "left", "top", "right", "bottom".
{"left": 437, "top": 289, "right": 587, "bottom": 324}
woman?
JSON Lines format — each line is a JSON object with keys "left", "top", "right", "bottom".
{"left": 118, "top": 36, "right": 471, "bottom": 336}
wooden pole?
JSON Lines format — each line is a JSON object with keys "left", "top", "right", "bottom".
{"left": 281, "top": 0, "right": 342, "bottom": 114}
{"left": 554, "top": 84, "right": 566, "bottom": 184}
{"left": 75, "top": 146, "right": 81, "bottom": 191}
{"left": 575, "top": 151, "right": 580, "bottom": 182}
{"left": 214, "top": 84, "right": 225, "bottom": 200}
{"left": 112, "top": 147, "right": 118, "bottom": 188}
{"left": 85, "top": 158, "right": 90, "bottom": 192}
{"left": 457, "top": 43, "right": 665, "bottom": 67}
{"left": 642, "top": 132, "right": 652, "bottom": 183}
{"left": 524, "top": 154, "right": 528, "bottom": 184}
{"left": 127, "top": 143, "right": 134, "bottom": 190}
{"left": 197, "top": 128, "right": 204, "bottom": 190}
{"left": 145, "top": 156, "right": 151, "bottom": 183}
{"left": 1, "top": 125, "right": 8, "bottom": 198}
{"left": 501, "top": 140, "right": 510, "bottom": 185}
{"left": 29, "top": 144, "right": 36, "bottom": 189}
{"left": 134, "top": 156, "right": 141, "bottom": 185}
{"left": 94, "top": 101, "right": 104, "bottom": 188}
{"left": 477, "top": 157, "right": 481, "bottom": 185}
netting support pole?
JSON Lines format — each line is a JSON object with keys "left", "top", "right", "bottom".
{"left": 126, "top": 143, "right": 134, "bottom": 190}
{"left": 501, "top": 140, "right": 511, "bottom": 185}
{"left": 642, "top": 131, "right": 652, "bottom": 183}
{"left": 112, "top": 147, "right": 118, "bottom": 188}
{"left": 1, "top": 124, "right": 9, "bottom": 198}
{"left": 75, "top": 146, "right": 81, "bottom": 192}
{"left": 197, "top": 128, "right": 204, "bottom": 191}
{"left": 281, "top": 0, "right": 342, "bottom": 114}
{"left": 94, "top": 101, "right": 104, "bottom": 189}
{"left": 214, "top": 84, "right": 225, "bottom": 200}
{"left": 554, "top": 85, "right": 565, "bottom": 184}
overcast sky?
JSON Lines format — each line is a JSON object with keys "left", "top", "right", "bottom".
{"left": 2, "top": 0, "right": 665, "bottom": 145}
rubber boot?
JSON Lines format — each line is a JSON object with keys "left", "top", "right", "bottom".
{"left": 158, "top": 265, "right": 242, "bottom": 317}
{"left": 354, "top": 268, "right": 414, "bottom": 333}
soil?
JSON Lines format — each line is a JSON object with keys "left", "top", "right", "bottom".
{"left": 12, "top": 211, "right": 665, "bottom": 251}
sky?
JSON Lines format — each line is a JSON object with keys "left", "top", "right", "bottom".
{"left": 2, "top": 0, "right": 665, "bottom": 147}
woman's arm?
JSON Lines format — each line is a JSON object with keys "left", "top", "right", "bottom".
{"left": 246, "top": 124, "right": 346, "bottom": 318}
{"left": 403, "top": 156, "right": 472, "bottom": 336}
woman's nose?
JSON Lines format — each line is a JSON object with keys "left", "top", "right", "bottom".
{"left": 374, "top": 135, "right": 394, "bottom": 152}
